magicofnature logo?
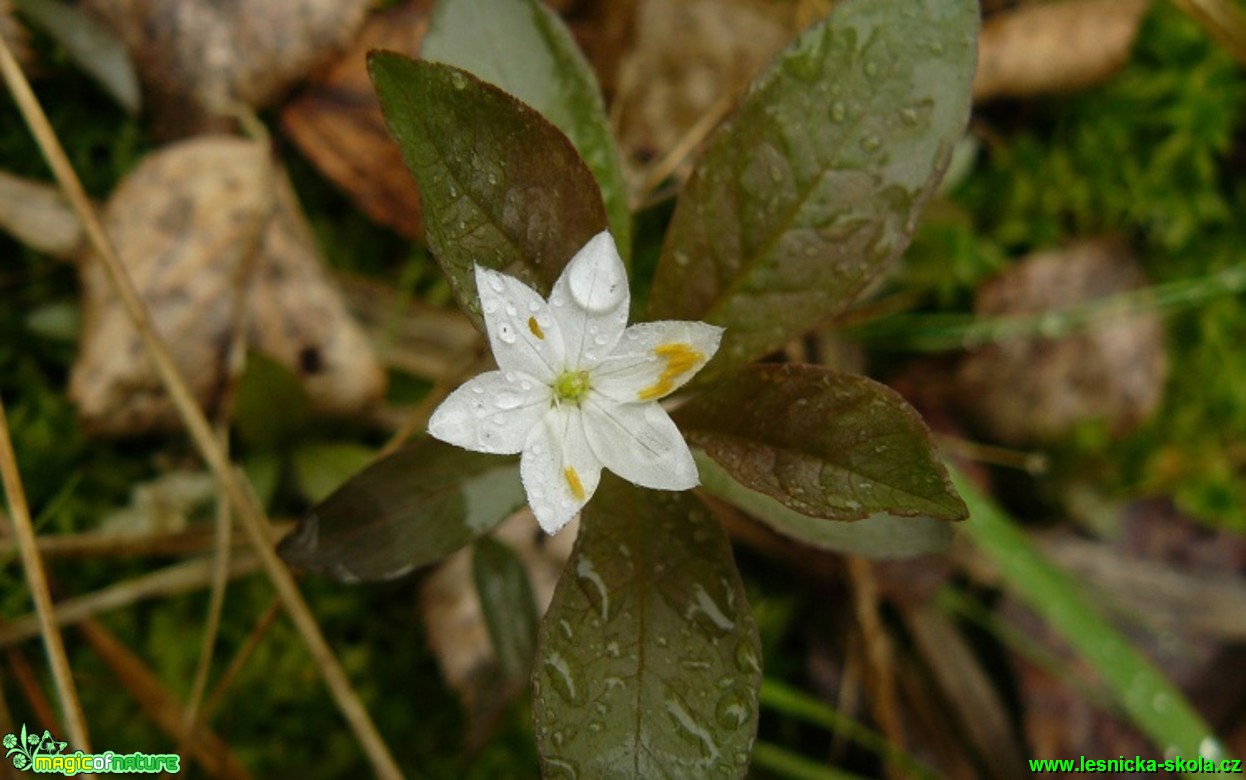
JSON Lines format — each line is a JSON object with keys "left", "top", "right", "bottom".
{"left": 4, "top": 724, "right": 180, "bottom": 775}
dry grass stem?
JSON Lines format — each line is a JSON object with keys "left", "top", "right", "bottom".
{"left": 0, "top": 397, "right": 91, "bottom": 751}
{"left": 0, "top": 524, "right": 290, "bottom": 560}
{"left": 3, "top": 647, "right": 59, "bottom": 734}
{"left": 78, "top": 620, "right": 250, "bottom": 780}
{"left": 201, "top": 598, "right": 282, "bottom": 728}
{"left": 0, "top": 554, "right": 261, "bottom": 648}
{"left": 633, "top": 91, "right": 736, "bottom": 209}
{"left": 0, "top": 36, "right": 403, "bottom": 779}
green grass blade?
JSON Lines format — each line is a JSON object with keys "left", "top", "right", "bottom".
{"left": 952, "top": 468, "right": 1233, "bottom": 767}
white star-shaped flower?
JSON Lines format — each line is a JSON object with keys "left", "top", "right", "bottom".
{"left": 428, "top": 231, "right": 723, "bottom": 534}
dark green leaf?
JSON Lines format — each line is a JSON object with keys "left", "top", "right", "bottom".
{"left": 278, "top": 438, "right": 523, "bottom": 582}
{"left": 233, "top": 353, "right": 312, "bottom": 450}
{"left": 369, "top": 53, "right": 608, "bottom": 326}
{"left": 695, "top": 452, "right": 952, "bottom": 559}
{"left": 423, "top": 0, "right": 631, "bottom": 262}
{"left": 291, "top": 441, "right": 375, "bottom": 504}
{"left": 647, "top": 0, "right": 977, "bottom": 380}
{"left": 472, "top": 536, "right": 539, "bottom": 683}
{"left": 534, "top": 476, "right": 762, "bottom": 778}
{"left": 676, "top": 364, "right": 966, "bottom": 521}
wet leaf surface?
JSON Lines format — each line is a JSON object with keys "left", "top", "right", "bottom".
{"left": 370, "top": 54, "right": 608, "bottom": 327}
{"left": 424, "top": 0, "right": 631, "bottom": 261}
{"left": 676, "top": 364, "right": 967, "bottom": 522}
{"left": 534, "top": 475, "right": 762, "bottom": 778}
{"left": 279, "top": 438, "right": 524, "bottom": 582}
{"left": 695, "top": 452, "right": 953, "bottom": 559}
{"left": 646, "top": 0, "right": 977, "bottom": 380}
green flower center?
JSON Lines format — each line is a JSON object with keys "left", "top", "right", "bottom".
{"left": 553, "top": 370, "right": 592, "bottom": 405}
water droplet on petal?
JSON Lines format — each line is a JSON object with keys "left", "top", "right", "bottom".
{"left": 487, "top": 275, "right": 505, "bottom": 293}
{"left": 568, "top": 250, "right": 626, "bottom": 313}
{"left": 497, "top": 323, "right": 517, "bottom": 344}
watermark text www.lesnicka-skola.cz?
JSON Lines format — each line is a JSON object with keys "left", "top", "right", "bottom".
{"left": 5, "top": 724, "right": 181, "bottom": 775}
{"left": 1030, "top": 754, "right": 1243, "bottom": 774}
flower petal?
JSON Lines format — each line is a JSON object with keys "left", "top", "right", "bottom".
{"left": 548, "top": 231, "right": 630, "bottom": 370}
{"left": 591, "top": 320, "right": 724, "bottom": 403}
{"left": 428, "top": 370, "right": 550, "bottom": 454}
{"left": 475, "top": 265, "right": 564, "bottom": 382}
{"left": 581, "top": 397, "right": 699, "bottom": 490}
{"left": 521, "top": 406, "right": 603, "bottom": 534}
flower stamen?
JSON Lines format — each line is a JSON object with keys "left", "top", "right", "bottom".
{"left": 564, "top": 466, "right": 586, "bottom": 500}
{"left": 637, "top": 343, "right": 703, "bottom": 401}
{"left": 553, "top": 370, "right": 592, "bottom": 405}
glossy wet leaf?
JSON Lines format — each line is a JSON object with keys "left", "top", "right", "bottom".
{"left": 676, "top": 364, "right": 966, "bottom": 522}
{"left": 647, "top": 0, "right": 977, "bottom": 380}
{"left": 695, "top": 453, "right": 952, "bottom": 559}
{"left": 369, "top": 53, "right": 608, "bottom": 327}
{"left": 534, "top": 476, "right": 762, "bottom": 778}
{"left": 278, "top": 438, "right": 524, "bottom": 582}
{"left": 952, "top": 469, "right": 1232, "bottom": 765}
{"left": 472, "top": 536, "right": 539, "bottom": 683}
{"left": 423, "top": 0, "right": 631, "bottom": 262}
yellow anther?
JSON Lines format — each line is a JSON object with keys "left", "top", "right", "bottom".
{"left": 637, "top": 343, "right": 703, "bottom": 401}
{"left": 528, "top": 316, "right": 545, "bottom": 339}
{"left": 564, "top": 467, "right": 586, "bottom": 500}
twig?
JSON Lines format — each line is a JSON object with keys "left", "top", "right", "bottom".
{"left": 2, "top": 646, "right": 58, "bottom": 737}
{"left": 77, "top": 619, "right": 250, "bottom": 780}
{"left": 845, "top": 557, "right": 906, "bottom": 780}
{"left": 0, "top": 397, "right": 91, "bottom": 751}
{"left": 0, "top": 36, "right": 403, "bottom": 780}
{"left": 0, "top": 554, "right": 261, "bottom": 648}
{"left": 202, "top": 598, "right": 282, "bottom": 726}
{"left": 177, "top": 122, "right": 262, "bottom": 770}
{"left": 633, "top": 91, "right": 736, "bottom": 209}
{"left": 0, "top": 524, "right": 290, "bottom": 560}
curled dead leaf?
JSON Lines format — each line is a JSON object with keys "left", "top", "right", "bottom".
{"left": 281, "top": 1, "right": 432, "bottom": 238}
{"left": 70, "top": 136, "right": 385, "bottom": 436}
{"left": 974, "top": 0, "right": 1151, "bottom": 101}
{"left": 957, "top": 237, "right": 1167, "bottom": 445}
{"left": 81, "top": 0, "right": 370, "bottom": 137}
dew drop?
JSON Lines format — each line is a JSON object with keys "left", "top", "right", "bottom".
{"left": 495, "top": 393, "right": 522, "bottom": 410}
{"left": 860, "top": 135, "right": 882, "bottom": 153}
{"left": 497, "top": 323, "right": 517, "bottom": 344}
{"left": 567, "top": 238, "right": 627, "bottom": 312}
{"left": 487, "top": 275, "right": 505, "bottom": 293}
{"left": 715, "top": 689, "right": 753, "bottom": 729}
{"left": 449, "top": 71, "right": 467, "bottom": 90}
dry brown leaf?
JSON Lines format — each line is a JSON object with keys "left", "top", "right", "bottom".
{"left": 957, "top": 237, "right": 1167, "bottom": 446}
{"left": 612, "top": 0, "right": 792, "bottom": 191}
{"left": 974, "top": 0, "right": 1151, "bottom": 101}
{"left": 0, "top": 170, "right": 83, "bottom": 258}
{"left": 81, "top": 0, "right": 370, "bottom": 137}
{"left": 70, "top": 136, "right": 385, "bottom": 436}
{"left": 281, "top": 1, "right": 432, "bottom": 238}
